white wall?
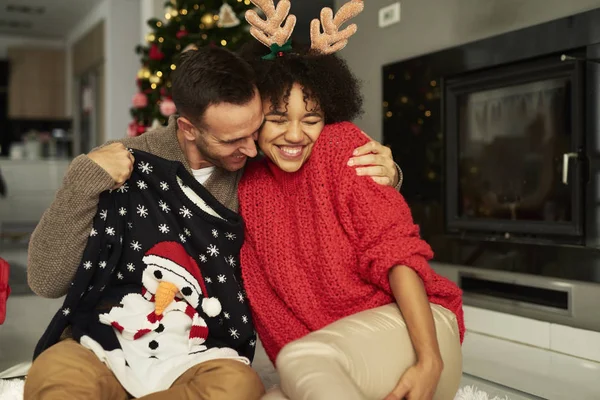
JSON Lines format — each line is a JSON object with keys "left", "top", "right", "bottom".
{"left": 0, "top": 35, "right": 64, "bottom": 59}
{"left": 65, "top": 0, "right": 141, "bottom": 142}
{"left": 335, "top": 0, "right": 600, "bottom": 141}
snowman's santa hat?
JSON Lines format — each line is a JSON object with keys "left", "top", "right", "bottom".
{"left": 142, "top": 241, "right": 221, "bottom": 317}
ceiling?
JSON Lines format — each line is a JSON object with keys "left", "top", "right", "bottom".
{"left": 0, "top": 0, "right": 97, "bottom": 39}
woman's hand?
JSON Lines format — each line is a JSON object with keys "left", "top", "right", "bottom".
{"left": 384, "top": 357, "right": 443, "bottom": 400}
{"left": 347, "top": 133, "right": 400, "bottom": 187}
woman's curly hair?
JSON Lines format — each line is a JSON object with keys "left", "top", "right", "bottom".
{"left": 239, "top": 41, "right": 363, "bottom": 124}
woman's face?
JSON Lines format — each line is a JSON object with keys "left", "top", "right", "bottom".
{"left": 258, "top": 83, "right": 325, "bottom": 173}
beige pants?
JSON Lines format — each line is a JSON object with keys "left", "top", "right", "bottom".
{"left": 24, "top": 339, "right": 265, "bottom": 400}
{"left": 263, "top": 304, "right": 462, "bottom": 400}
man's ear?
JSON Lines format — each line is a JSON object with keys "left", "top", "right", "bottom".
{"left": 177, "top": 117, "right": 198, "bottom": 141}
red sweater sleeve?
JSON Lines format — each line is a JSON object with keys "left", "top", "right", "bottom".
{"left": 332, "top": 129, "right": 444, "bottom": 296}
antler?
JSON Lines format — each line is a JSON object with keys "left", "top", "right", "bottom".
{"left": 245, "top": 0, "right": 297, "bottom": 48}
{"left": 310, "top": 0, "right": 364, "bottom": 54}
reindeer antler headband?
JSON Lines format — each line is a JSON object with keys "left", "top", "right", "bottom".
{"left": 245, "top": 0, "right": 364, "bottom": 58}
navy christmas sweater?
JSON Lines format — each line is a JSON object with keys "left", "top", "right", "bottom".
{"left": 34, "top": 150, "right": 256, "bottom": 397}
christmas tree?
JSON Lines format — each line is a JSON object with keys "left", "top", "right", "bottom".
{"left": 128, "top": 0, "right": 253, "bottom": 136}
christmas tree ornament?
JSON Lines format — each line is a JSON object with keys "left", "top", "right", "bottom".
{"left": 218, "top": 3, "right": 241, "bottom": 28}
{"left": 132, "top": 92, "right": 149, "bottom": 109}
{"left": 149, "top": 44, "right": 165, "bottom": 61}
{"left": 176, "top": 27, "right": 189, "bottom": 39}
{"left": 159, "top": 98, "right": 177, "bottom": 117}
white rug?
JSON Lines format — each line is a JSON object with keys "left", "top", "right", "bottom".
{"left": 0, "top": 381, "right": 508, "bottom": 400}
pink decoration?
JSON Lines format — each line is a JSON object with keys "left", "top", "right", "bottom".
{"left": 127, "top": 121, "right": 138, "bottom": 137}
{"left": 159, "top": 98, "right": 177, "bottom": 117}
{"left": 132, "top": 92, "right": 148, "bottom": 108}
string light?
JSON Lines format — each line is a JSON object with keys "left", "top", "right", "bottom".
{"left": 425, "top": 110, "right": 431, "bottom": 117}
{"left": 383, "top": 101, "right": 388, "bottom": 107}
{"left": 213, "top": 15, "right": 219, "bottom": 21}
{"left": 430, "top": 80, "right": 437, "bottom": 87}
{"left": 181, "top": 9, "right": 188, "bottom": 15}
{"left": 146, "top": 34, "right": 155, "bottom": 42}
{"left": 388, "top": 74, "right": 395, "bottom": 80}
{"left": 158, "top": 37, "right": 164, "bottom": 43}
{"left": 176, "top": 44, "right": 181, "bottom": 50}
{"left": 165, "top": 13, "right": 171, "bottom": 20}
{"left": 202, "top": 34, "right": 208, "bottom": 40}
{"left": 244, "top": 0, "right": 251, "bottom": 4}
{"left": 221, "top": 40, "right": 227, "bottom": 46}
{"left": 156, "top": 71, "right": 163, "bottom": 77}
{"left": 156, "top": 21, "right": 162, "bottom": 27}
{"left": 194, "top": 4, "right": 199, "bottom": 10}
{"left": 386, "top": 111, "right": 393, "bottom": 118}
{"left": 401, "top": 96, "right": 408, "bottom": 103}
{"left": 151, "top": 83, "right": 157, "bottom": 89}
{"left": 170, "top": 64, "right": 177, "bottom": 70}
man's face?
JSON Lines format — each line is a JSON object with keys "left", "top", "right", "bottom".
{"left": 183, "top": 90, "right": 264, "bottom": 172}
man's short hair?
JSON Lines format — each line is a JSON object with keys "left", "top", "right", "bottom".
{"left": 172, "top": 46, "right": 257, "bottom": 127}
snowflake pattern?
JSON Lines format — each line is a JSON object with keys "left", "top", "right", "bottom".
{"left": 138, "top": 161, "right": 153, "bottom": 174}
{"left": 217, "top": 274, "right": 227, "bottom": 283}
{"left": 179, "top": 233, "right": 187, "bottom": 243}
{"left": 212, "top": 229, "right": 219, "bottom": 238}
{"left": 117, "top": 183, "right": 129, "bottom": 193}
{"left": 237, "top": 292, "right": 244, "bottom": 303}
{"left": 179, "top": 206, "right": 192, "bottom": 219}
{"left": 249, "top": 339, "right": 256, "bottom": 347}
{"left": 117, "top": 272, "right": 124, "bottom": 280}
{"left": 184, "top": 228, "right": 191, "bottom": 237}
{"left": 131, "top": 241, "right": 142, "bottom": 251}
{"left": 83, "top": 261, "right": 92, "bottom": 270}
{"left": 199, "top": 254, "right": 208, "bottom": 263}
{"left": 229, "top": 328, "right": 240, "bottom": 339}
{"left": 160, "top": 181, "right": 169, "bottom": 191}
{"left": 225, "top": 232, "right": 236, "bottom": 241}
{"left": 99, "top": 210, "right": 108, "bottom": 221}
{"left": 242, "top": 315, "right": 249, "bottom": 324}
{"left": 204, "top": 276, "right": 212, "bottom": 283}
{"left": 118, "top": 207, "right": 127, "bottom": 216}
{"left": 226, "top": 255, "right": 236, "bottom": 268}
{"left": 99, "top": 261, "right": 107, "bottom": 269}
{"left": 88, "top": 285, "right": 94, "bottom": 292}
{"left": 127, "top": 263, "right": 135, "bottom": 272}
{"left": 105, "top": 227, "right": 115, "bottom": 236}
{"left": 137, "top": 180, "right": 148, "bottom": 190}
{"left": 159, "top": 200, "right": 170, "bottom": 213}
{"left": 127, "top": 222, "right": 133, "bottom": 230}
{"left": 90, "top": 228, "right": 98, "bottom": 237}
{"left": 136, "top": 205, "right": 148, "bottom": 218}
{"left": 158, "top": 224, "right": 170, "bottom": 234}
{"left": 62, "top": 308, "right": 71, "bottom": 316}
{"left": 223, "top": 312, "right": 230, "bottom": 319}
{"left": 207, "top": 244, "right": 219, "bottom": 257}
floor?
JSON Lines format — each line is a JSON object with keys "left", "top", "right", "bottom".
{"left": 2, "top": 250, "right": 599, "bottom": 399}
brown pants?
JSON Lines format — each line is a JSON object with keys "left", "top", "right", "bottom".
{"left": 24, "top": 339, "right": 265, "bottom": 400}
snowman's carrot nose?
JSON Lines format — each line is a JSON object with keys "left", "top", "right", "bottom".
{"left": 155, "top": 281, "right": 178, "bottom": 315}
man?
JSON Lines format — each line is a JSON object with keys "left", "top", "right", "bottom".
{"left": 24, "top": 47, "right": 401, "bottom": 399}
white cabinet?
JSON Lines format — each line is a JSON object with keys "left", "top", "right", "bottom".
{"left": 0, "top": 159, "right": 69, "bottom": 224}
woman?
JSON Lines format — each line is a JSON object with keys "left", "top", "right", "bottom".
{"left": 238, "top": 1, "right": 464, "bottom": 399}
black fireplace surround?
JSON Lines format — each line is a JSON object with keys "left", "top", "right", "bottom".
{"left": 383, "top": 9, "right": 600, "bottom": 331}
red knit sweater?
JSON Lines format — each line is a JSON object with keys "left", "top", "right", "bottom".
{"left": 239, "top": 122, "right": 464, "bottom": 363}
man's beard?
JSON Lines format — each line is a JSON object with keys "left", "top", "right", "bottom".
{"left": 195, "top": 137, "right": 245, "bottom": 172}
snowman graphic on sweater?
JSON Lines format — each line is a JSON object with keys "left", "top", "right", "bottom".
{"left": 84, "top": 241, "right": 245, "bottom": 397}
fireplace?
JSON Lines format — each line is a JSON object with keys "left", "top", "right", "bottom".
{"left": 382, "top": 9, "right": 600, "bottom": 332}
{"left": 444, "top": 55, "right": 586, "bottom": 244}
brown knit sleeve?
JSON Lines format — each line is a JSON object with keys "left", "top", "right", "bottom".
{"left": 27, "top": 154, "right": 115, "bottom": 298}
